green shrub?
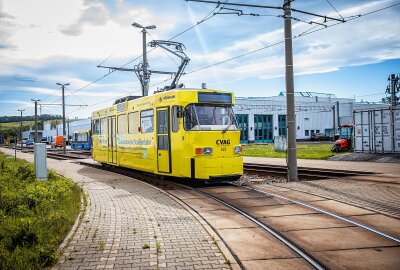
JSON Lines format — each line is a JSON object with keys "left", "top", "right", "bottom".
{"left": 0, "top": 152, "right": 81, "bottom": 269}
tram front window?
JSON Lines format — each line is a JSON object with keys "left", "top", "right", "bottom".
{"left": 184, "top": 104, "right": 238, "bottom": 131}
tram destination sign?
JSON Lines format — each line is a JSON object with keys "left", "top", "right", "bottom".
{"left": 198, "top": 92, "right": 232, "bottom": 104}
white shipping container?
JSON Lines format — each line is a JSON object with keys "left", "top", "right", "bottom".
{"left": 395, "top": 110, "right": 400, "bottom": 152}
{"left": 354, "top": 110, "right": 372, "bottom": 152}
{"left": 354, "top": 108, "right": 400, "bottom": 153}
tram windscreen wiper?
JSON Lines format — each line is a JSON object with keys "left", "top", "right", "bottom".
{"left": 222, "top": 110, "right": 236, "bottom": 134}
{"left": 222, "top": 122, "right": 232, "bottom": 134}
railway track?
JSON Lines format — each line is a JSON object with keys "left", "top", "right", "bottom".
{"left": 175, "top": 182, "right": 327, "bottom": 270}
{"left": 77, "top": 161, "right": 400, "bottom": 269}
{"left": 271, "top": 179, "right": 400, "bottom": 219}
{"left": 3, "top": 145, "right": 90, "bottom": 160}
{"left": 243, "top": 163, "right": 374, "bottom": 180}
{"left": 240, "top": 184, "right": 400, "bottom": 243}
{"left": 4, "top": 147, "right": 399, "bottom": 268}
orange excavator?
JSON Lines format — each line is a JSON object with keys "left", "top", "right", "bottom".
{"left": 331, "top": 124, "right": 354, "bottom": 152}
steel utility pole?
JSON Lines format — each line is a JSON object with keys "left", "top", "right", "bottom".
{"left": 57, "top": 82, "right": 70, "bottom": 154}
{"left": 67, "top": 117, "right": 70, "bottom": 144}
{"left": 31, "top": 99, "right": 40, "bottom": 143}
{"left": 332, "top": 105, "right": 336, "bottom": 141}
{"left": 132, "top": 22, "right": 156, "bottom": 96}
{"left": 18, "top": 109, "right": 25, "bottom": 147}
{"left": 387, "top": 74, "right": 399, "bottom": 108}
{"left": 283, "top": 0, "right": 298, "bottom": 181}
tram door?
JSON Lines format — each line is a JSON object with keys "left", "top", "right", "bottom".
{"left": 107, "top": 116, "right": 117, "bottom": 164}
{"left": 156, "top": 107, "right": 171, "bottom": 173}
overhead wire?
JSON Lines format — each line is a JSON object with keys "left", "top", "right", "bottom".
{"left": 44, "top": 1, "right": 228, "bottom": 108}
{"left": 63, "top": 1, "right": 230, "bottom": 116}
{"left": 325, "top": 0, "right": 344, "bottom": 21}
{"left": 66, "top": 77, "right": 172, "bottom": 116}
{"left": 183, "top": 1, "right": 400, "bottom": 77}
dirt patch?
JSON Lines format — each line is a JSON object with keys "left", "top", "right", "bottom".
{"left": 327, "top": 152, "right": 400, "bottom": 163}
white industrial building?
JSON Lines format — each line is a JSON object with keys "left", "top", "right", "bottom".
{"left": 233, "top": 92, "right": 382, "bottom": 143}
{"left": 23, "top": 118, "right": 91, "bottom": 143}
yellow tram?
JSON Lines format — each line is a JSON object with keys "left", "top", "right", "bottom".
{"left": 91, "top": 88, "right": 243, "bottom": 181}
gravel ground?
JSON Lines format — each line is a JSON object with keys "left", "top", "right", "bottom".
{"left": 327, "top": 152, "right": 400, "bottom": 163}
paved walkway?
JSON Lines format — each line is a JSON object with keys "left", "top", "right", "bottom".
{"left": 1, "top": 148, "right": 230, "bottom": 270}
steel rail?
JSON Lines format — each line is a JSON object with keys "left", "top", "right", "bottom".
{"left": 242, "top": 185, "right": 400, "bottom": 244}
{"left": 174, "top": 182, "right": 327, "bottom": 270}
{"left": 244, "top": 163, "right": 373, "bottom": 177}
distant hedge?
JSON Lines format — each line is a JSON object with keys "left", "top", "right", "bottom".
{"left": 0, "top": 152, "right": 81, "bottom": 269}
{"left": 0, "top": 114, "right": 62, "bottom": 124}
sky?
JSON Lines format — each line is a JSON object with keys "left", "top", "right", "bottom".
{"left": 0, "top": 0, "right": 399, "bottom": 118}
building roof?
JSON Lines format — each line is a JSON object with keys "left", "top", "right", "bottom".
{"left": 278, "top": 91, "right": 337, "bottom": 98}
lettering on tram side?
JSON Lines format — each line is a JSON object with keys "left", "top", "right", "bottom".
{"left": 216, "top": 139, "right": 230, "bottom": 145}
{"left": 137, "top": 102, "right": 153, "bottom": 108}
{"left": 159, "top": 95, "right": 176, "bottom": 103}
{"left": 118, "top": 138, "right": 153, "bottom": 146}
{"left": 98, "top": 138, "right": 107, "bottom": 145}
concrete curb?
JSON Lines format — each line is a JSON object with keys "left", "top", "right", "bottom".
{"left": 55, "top": 184, "right": 87, "bottom": 260}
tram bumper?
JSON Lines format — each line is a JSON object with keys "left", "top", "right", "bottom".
{"left": 191, "top": 156, "right": 243, "bottom": 180}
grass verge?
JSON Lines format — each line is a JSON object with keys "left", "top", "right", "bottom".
{"left": 242, "top": 143, "right": 343, "bottom": 159}
{"left": 0, "top": 151, "right": 81, "bottom": 269}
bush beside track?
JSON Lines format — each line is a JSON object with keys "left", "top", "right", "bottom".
{"left": 0, "top": 151, "right": 81, "bottom": 269}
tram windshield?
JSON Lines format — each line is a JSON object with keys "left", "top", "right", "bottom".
{"left": 73, "top": 132, "right": 88, "bottom": 142}
{"left": 184, "top": 104, "right": 238, "bottom": 131}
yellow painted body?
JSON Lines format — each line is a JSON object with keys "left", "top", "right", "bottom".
{"left": 91, "top": 89, "right": 243, "bottom": 180}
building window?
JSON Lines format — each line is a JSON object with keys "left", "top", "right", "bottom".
{"left": 141, "top": 110, "right": 154, "bottom": 133}
{"left": 117, "top": 114, "right": 128, "bottom": 134}
{"left": 305, "top": 130, "right": 309, "bottom": 136}
{"left": 316, "top": 130, "right": 320, "bottom": 133}
{"left": 128, "top": 112, "right": 139, "bottom": 134}
{"left": 278, "top": 115, "right": 287, "bottom": 136}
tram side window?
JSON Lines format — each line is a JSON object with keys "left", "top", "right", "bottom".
{"left": 100, "top": 118, "right": 106, "bottom": 135}
{"left": 140, "top": 109, "right": 154, "bottom": 133}
{"left": 172, "top": 106, "right": 179, "bottom": 132}
{"left": 184, "top": 105, "right": 197, "bottom": 130}
{"left": 118, "top": 114, "right": 128, "bottom": 134}
{"left": 128, "top": 112, "right": 139, "bottom": 134}
{"left": 93, "top": 119, "right": 100, "bottom": 135}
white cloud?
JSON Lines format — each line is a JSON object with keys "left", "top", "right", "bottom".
{"left": 184, "top": 0, "right": 400, "bottom": 84}
{"left": 0, "top": 99, "right": 32, "bottom": 106}
{"left": 0, "top": 0, "right": 179, "bottom": 71}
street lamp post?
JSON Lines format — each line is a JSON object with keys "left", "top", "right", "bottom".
{"left": 132, "top": 22, "right": 156, "bottom": 96}
{"left": 56, "top": 83, "right": 70, "bottom": 154}
{"left": 31, "top": 99, "right": 41, "bottom": 143}
{"left": 18, "top": 109, "right": 25, "bottom": 147}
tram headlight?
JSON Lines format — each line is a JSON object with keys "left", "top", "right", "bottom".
{"left": 195, "top": 147, "right": 213, "bottom": 155}
{"left": 234, "top": 146, "right": 242, "bottom": 154}
{"left": 202, "top": 147, "right": 213, "bottom": 155}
